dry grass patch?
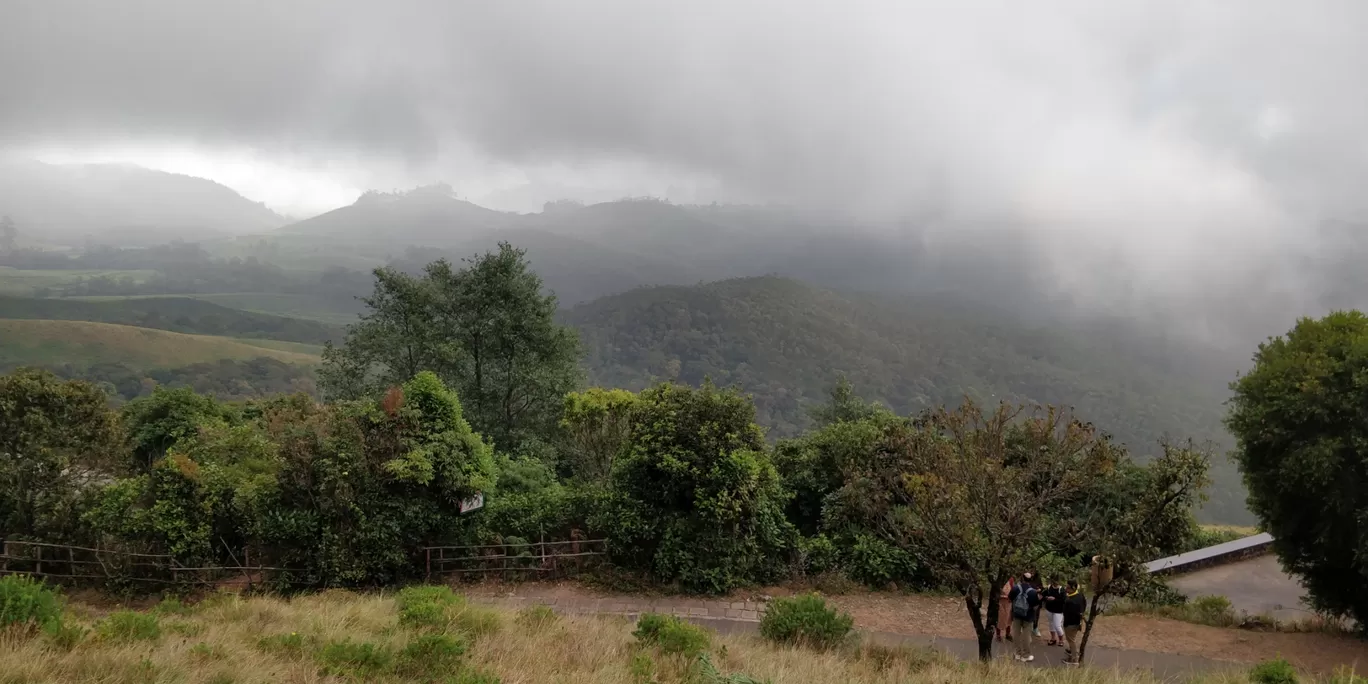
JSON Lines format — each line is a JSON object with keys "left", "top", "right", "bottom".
{"left": 0, "top": 588, "right": 1311, "bottom": 684}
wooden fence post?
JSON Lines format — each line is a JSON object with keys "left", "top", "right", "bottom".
{"left": 35, "top": 545, "right": 42, "bottom": 577}
{"left": 425, "top": 548, "right": 431, "bottom": 581}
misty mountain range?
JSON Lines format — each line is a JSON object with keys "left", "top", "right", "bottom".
{"left": 0, "top": 160, "right": 286, "bottom": 246}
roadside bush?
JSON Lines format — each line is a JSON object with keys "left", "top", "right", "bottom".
{"left": 840, "top": 534, "right": 918, "bottom": 588}
{"left": 608, "top": 383, "right": 796, "bottom": 594}
{"left": 1191, "top": 595, "right": 1236, "bottom": 623}
{"left": 797, "top": 535, "right": 840, "bottom": 576}
{"left": 396, "top": 585, "right": 464, "bottom": 628}
{"left": 1249, "top": 657, "right": 1298, "bottom": 684}
{"left": 95, "top": 610, "right": 161, "bottom": 643}
{"left": 316, "top": 639, "right": 394, "bottom": 678}
{"left": 396, "top": 632, "right": 467, "bottom": 677}
{"left": 0, "top": 575, "right": 63, "bottom": 632}
{"left": 759, "top": 593, "right": 853, "bottom": 649}
{"left": 633, "top": 613, "right": 711, "bottom": 657}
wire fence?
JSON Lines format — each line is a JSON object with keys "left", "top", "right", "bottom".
{"left": 0, "top": 536, "right": 608, "bottom": 589}
{"left": 423, "top": 537, "right": 608, "bottom": 581}
{"left": 0, "top": 540, "right": 299, "bottom": 590}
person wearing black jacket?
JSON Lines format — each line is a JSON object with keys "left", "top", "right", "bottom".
{"left": 1041, "top": 579, "right": 1066, "bottom": 646}
{"left": 1061, "top": 580, "right": 1088, "bottom": 665}
{"left": 1007, "top": 574, "right": 1042, "bottom": 662}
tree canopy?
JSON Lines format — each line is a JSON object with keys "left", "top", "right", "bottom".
{"left": 1227, "top": 310, "right": 1368, "bottom": 625}
{"left": 320, "top": 243, "right": 581, "bottom": 450}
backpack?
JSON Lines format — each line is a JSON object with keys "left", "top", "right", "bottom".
{"left": 1011, "top": 586, "right": 1033, "bottom": 620}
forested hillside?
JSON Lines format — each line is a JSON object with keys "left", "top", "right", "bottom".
{"left": 566, "top": 276, "right": 1249, "bottom": 522}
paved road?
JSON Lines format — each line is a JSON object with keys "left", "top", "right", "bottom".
{"left": 1168, "top": 554, "right": 1313, "bottom": 621}
{"left": 471, "top": 595, "right": 1231, "bottom": 679}
{"left": 692, "top": 617, "right": 1229, "bottom": 680}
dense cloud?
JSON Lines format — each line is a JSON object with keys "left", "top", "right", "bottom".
{"left": 2, "top": 0, "right": 1366, "bottom": 340}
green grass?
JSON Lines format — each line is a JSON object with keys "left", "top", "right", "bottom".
{"left": 0, "top": 319, "right": 321, "bottom": 369}
{"left": 231, "top": 338, "right": 326, "bottom": 355}
{"left": 0, "top": 268, "right": 157, "bottom": 295}
{"left": 64, "top": 292, "right": 362, "bottom": 325}
{"left": 186, "top": 293, "right": 362, "bottom": 325}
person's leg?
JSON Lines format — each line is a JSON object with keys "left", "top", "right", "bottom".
{"left": 1013, "top": 619, "right": 1033, "bottom": 659}
{"left": 1051, "top": 612, "right": 1065, "bottom": 644}
{"left": 1064, "top": 625, "right": 1080, "bottom": 663}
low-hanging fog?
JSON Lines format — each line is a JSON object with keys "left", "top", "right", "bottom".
{"left": 3, "top": 0, "right": 1367, "bottom": 350}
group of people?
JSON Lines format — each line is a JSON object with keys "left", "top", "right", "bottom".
{"left": 995, "top": 572, "right": 1088, "bottom": 664}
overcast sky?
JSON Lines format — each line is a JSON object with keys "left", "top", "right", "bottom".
{"left": 2, "top": 0, "right": 1366, "bottom": 324}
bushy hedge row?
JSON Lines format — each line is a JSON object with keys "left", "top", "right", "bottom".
{"left": 2, "top": 368, "right": 1213, "bottom": 594}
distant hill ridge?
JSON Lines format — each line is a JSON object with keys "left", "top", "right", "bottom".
{"left": 564, "top": 275, "right": 1251, "bottom": 523}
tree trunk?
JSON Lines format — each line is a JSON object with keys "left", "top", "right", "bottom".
{"left": 965, "top": 592, "right": 994, "bottom": 661}
{"left": 1078, "top": 593, "right": 1105, "bottom": 664}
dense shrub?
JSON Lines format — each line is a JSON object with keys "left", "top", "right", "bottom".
{"left": 1249, "top": 657, "right": 1299, "bottom": 684}
{"left": 257, "top": 372, "right": 496, "bottom": 585}
{"left": 840, "top": 534, "right": 919, "bottom": 588}
{"left": 633, "top": 613, "right": 711, "bottom": 657}
{"left": 316, "top": 639, "right": 394, "bottom": 678}
{"left": 759, "top": 593, "right": 854, "bottom": 649}
{"left": 607, "top": 383, "right": 796, "bottom": 593}
{"left": 396, "top": 585, "right": 464, "bottom": 628}
{"left": 0, "top": 575, "right": 63, "bottom": 632}
{"left": 395, "top": 633, "right": 467, "bottom": 677}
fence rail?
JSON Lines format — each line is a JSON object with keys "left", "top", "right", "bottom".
{"left": 422, "top": 538, "right": 608, "bottom": 580}
{"left": 0, "top": 540, "right": 298, "bottom": 589}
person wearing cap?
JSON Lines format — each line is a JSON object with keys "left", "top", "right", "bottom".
{"left": 1007, "top": 572, "right": 1041, "bottom": 661}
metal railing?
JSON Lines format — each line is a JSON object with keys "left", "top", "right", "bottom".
{"left": 421, "top": 538, "right": 608, "bottom": 581}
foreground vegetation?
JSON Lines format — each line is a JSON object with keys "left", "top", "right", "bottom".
{"left": 0, "top": 581, "right": 1314, "bottom": 684}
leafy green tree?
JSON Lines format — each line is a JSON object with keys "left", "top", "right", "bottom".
{"left": 560, "top": 387, "right": 637, "bottom": 483}
{"left": 0, "top": 369, "right": 123, "bottom": 540}
{"left": 1226, "top": 311, "right": 1368, "bottom": 625}
{"left": 120, "top": 386, "right": 228, "bottom": 472}
{"left": 603, "top": 382, "right": 796, "bottom": 593}
{"left": 321, "top": 243, "right": 580, "bottom": 450}
{"left": 807, "top": 375, "right": 890, "bottom": 427}
{"left": 842, "top": 402, "right": 1119, "bottom": 660}
{"left": 1073, "top": 442, "right": 1210, "bottom": 663}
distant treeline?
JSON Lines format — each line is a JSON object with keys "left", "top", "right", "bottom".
{"left": 1, "top": 243, "right": 372, "bottom": 300}
{"left": 38, "top": 357, "right": 317, "bottom": 402}
{"left": 0, "top": 296, "right": 343, "bottom": 345}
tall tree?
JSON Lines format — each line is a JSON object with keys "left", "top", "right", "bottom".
{"left": 1072, "top": 442, "right": 1210, "bottom": 663}
{"left": 321, "top": 243, "right": 580, "bottom": 450}
{"left": 1226, "top": 311, "right": 1368, "bottom": 625}
{"left": 843, "top": 402, "right": 1119, "bottom": 660}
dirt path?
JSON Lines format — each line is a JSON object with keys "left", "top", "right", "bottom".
{"left": 460, "top": 580, "right": 1368, "bottom": 674}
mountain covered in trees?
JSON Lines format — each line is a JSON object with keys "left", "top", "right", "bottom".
{"left": 565, "top": 276, "right": 1249, "bottom": 522}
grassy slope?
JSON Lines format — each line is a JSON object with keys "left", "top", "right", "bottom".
{"left": 567, "top": 276, "right": 1251, "bottom": 523}
{"left": 68, "top": 292, "right": 363, "bottom": 325}
{"left": 0, "top": 295, "right": 344, "bottom": 344}
{"left": 0, "top": 319, "right": 320, "bottom": 370}
{"left": 0, "top": 591, "right": 1248, "bottom": 684}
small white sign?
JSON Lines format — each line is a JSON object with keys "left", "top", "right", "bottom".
{"left": 459, "top": 492, "right": 484, "bottom": 514}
